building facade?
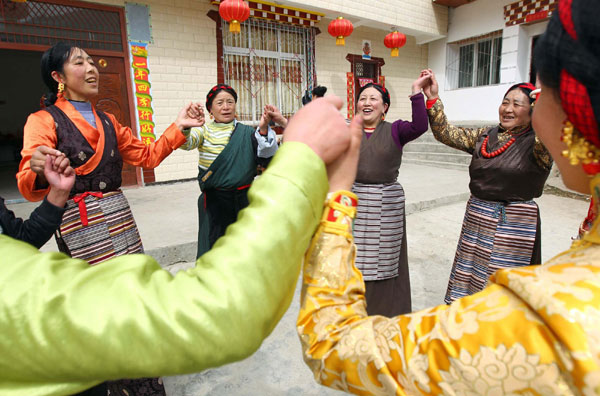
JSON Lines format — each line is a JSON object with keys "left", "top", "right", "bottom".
{"left": 0, "top": 0, "right": 446, "bottom": 189}
{"left": 429, "top": 0, "right": 556, "bottom": 125}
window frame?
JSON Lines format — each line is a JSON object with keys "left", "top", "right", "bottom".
{"left": 221, "top": 17, "right": 315, "bottom": 125}
{"left": 446, "top": 31, "right": 503, "bottom": 90}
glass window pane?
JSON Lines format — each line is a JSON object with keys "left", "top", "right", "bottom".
{"left": 476, "top": 39, "right": 492, "bottom": 86}
{"left": 0, "top": 2, "right": 122, "bottom": 51}
{"left": 458, "top": 44, "right": 474, "bottom": 88}
{"left": 222, "top": 18, "right": 313, "bottom": 123}
{"left": 492, "top": 37, "right": 502, "bottom": 84}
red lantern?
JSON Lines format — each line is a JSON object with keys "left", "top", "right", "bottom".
{"left": 384, "top": 31, "right": 406, "bottom": 57}
{"left": 219, "top": 0, "right": 250, "bottom": 34}
{"left": 328, "top": 17, "right": 353, "bottom": 46}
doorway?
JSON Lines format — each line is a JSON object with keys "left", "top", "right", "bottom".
{"left": 0, "top": 49, "right": 44, "bottom": 201}
{"left": 0, "top": 0, "right": 138, "bottom": 203}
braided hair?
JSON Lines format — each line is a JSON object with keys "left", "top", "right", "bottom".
{"left": 534, "top": 0, "right": 600, "bottom": 145}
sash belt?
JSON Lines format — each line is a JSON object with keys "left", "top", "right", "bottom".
{"left": 73, "top": 191, "right": 104, "bottom": 226}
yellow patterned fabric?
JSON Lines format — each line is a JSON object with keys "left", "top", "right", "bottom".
{"left": 428, "top": 98, "right": 553, "bottom": 171}
{"left": 0, "top": 142, "right": 327, "bottom": 396}
{"left": 298, "top": 181, "right": 600, "bottom": 395}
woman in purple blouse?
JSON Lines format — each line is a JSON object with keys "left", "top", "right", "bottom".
{"left": 352, "top": 73, "right": 430, "bottom": 317}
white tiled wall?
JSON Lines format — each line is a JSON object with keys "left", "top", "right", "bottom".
{"left": 316, "top": 24, "right": 429, "bottom": 123}
{"left": 87, "top": 0, "right": 436, "bottom": 182}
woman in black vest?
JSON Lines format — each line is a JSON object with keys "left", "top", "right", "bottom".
{"left": 352, "top": 75, "right": 430, "bottom": 317}
{"left": 17, "top": 42, "right": 204, "bottom": 396}
{"left": 421, "top": 70, "right": 552, "bottom": 304}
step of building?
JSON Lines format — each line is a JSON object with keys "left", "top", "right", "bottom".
{"left": 402, "top": 158, "right": 469, "bottom": 170}
{"left": 402, "top": 151, "right": 472, "bottom": 166}
{"left": 404, "top": 141, "right": 467, "bottom": 154}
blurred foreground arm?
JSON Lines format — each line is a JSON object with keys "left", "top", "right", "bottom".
{"left": 0, "top": 96, "right": 351, "bottom": 395}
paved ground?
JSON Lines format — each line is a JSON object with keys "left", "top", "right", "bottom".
{"left": 5, "top": 163, "right": 591, "bottom": 395}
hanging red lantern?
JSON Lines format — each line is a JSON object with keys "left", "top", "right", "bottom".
{"left": 328, "top": 17, "right": 353, "bottom": 46}
{"left": 219, "top": 0, "right": 250, "bottom": 34}
{"left": 384, "top": 31, "right": 406, "bottom": 57}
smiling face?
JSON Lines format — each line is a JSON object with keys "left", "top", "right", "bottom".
{"left": 357, "top": 87, "right": 388, "bottom": 128}
{"left": 210, "top": 91, "right": 236, "bottom": 123}
{"left": 52, "top": 48, "right": 99, "bottom": 102}
{"left": 498, "top": 89, "right": 532, "bottom": 130}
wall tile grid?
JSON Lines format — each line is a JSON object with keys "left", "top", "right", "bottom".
{"left": 299, "top": 0, "right": 446, "bottom": 36}
{"left": 85, "top": 0, "right": 434, "bottom": 182}
{"left": 85, "top": 0, "right": 216, "bottom": 182}
{"left": 316, "top": 24, "right": 428, "bottom": 122}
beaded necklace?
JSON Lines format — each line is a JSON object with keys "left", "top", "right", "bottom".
{"left": 480, "top": 126, "right": 531, "bottom": 158}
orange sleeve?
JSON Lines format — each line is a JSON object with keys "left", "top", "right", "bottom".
{"left": 110, "top": 114, "right": 187, "bottom": 169}
{"left": 17, "top": 111, "right": 58, "bottom": 202}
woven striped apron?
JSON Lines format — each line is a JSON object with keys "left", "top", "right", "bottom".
{"left": 56, "top": 190, "right": 143, "bottom": 265}
{"left": 352, "top": 182, "right": 406, "bottom": 281}
{"left": 445, "top": 195, "right": 539, "bottom": 303}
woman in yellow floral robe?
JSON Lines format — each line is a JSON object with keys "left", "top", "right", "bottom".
{"left": 298, "top": 0, "right": 600, "bottom": 394}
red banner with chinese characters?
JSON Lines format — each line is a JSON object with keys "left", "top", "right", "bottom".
{"left": 347, "top": 72, "right": 355, "bottom": 119}
{"left": 130, "top": 42, "right": 156, "bottom": 145}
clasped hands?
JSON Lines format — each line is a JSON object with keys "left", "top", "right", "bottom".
{"left": 283, "top": 96, "right": 362, "bottom": 193}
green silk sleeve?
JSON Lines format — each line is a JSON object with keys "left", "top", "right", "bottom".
{"left": 0, "top": 141, "right": 327, "bottom": 396}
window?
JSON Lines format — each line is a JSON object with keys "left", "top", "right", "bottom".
{"left": 0, "top": 0, "right": 123, "bottom": 51}
{"left": 446, "top": 32, "right": 502, "bottom": 89}
{"left": 221, "top": 18, "right": 316, "bottom": 124}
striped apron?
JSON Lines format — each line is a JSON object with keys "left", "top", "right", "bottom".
{"left": 352, "top": 182, "right": 406, "bottom": 281}
{"left": 445, "top": 195, "right": 539, "bottom": 303}
{"left": 56, "top": 190, "right": 143, "bottom": 265}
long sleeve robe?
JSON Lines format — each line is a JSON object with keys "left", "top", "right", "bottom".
{"left": 298, "top": 191, "right": 600, "bottom": 395}
{"left": 0, "top": 142, "right": 327, "bottom": 396}
{"left": 17, "top": 97, "right": 186, "bottom": 202}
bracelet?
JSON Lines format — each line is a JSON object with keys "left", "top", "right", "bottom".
{"left": 426, "top": 97, "right": 439, "bottom": 109}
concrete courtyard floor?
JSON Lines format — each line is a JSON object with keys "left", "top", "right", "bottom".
{"left": 6, "top": 163, "right": 590, "bottom": 395}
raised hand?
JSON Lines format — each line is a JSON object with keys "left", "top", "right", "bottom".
{"left": 265, "top": 104, "right": 287, "bottom": 128}
{"left": 326, "top": 115, "right": 363, "bottom": 192}
{"left": 258, "top": 107, "right": 271, "bottom": 134}
{"left": 412, "top": 69, "right": 433, "bottom": 94}
{"left": 176, "top": 102, "right": 205, "bottom": 130}
{"left": 30, "top": 146, "right": 63, "bottom": 177}
{"left": 44, "top": 154, "right": 75, "bottom": 208}
{"left": 283, "top": 95, "right": 351, "bottom": 165}
{"left": 421, "top": 68, "right": 439, "bottom": 100}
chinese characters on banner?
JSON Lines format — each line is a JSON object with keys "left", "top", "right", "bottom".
{"left": 130, "top": 42, "right": 156, "bottom": 145}
{"left": 347, "top": 72, "right": 355, "bottom": 119}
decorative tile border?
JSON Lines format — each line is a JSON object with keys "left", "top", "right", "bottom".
{"left": 211, "top": 0, "right": 323, "bottom": 27}
{"left": 504, "top": 0, "right": 557, "bottom": 26}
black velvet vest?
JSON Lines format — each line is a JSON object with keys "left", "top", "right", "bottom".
{"left": 44, "top": 105, "right": 123, "bottom": 195}
{"left": 469, "top": 126, "right": 550, "bottom": 202}
{"left": 356, "top": 121, "right": 402, "bottom": 184}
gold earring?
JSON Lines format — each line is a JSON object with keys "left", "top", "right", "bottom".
{"left": 58, "top": 82, "right": 64, "bottom": 93}
{"left": 561, "top": 120, "right": 600, "bottom": 167}
{"left": 209, "top": 113, "right": 214, "bottom": 120}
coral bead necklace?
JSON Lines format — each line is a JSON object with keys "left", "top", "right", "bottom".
{"left": 480, "top": 127, "right": 530, "bottom": 158}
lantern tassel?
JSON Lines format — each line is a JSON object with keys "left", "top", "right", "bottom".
{"left": 229, "top": 20, "right": 241, "bottom": 33}
{"left": 391, "top": 48, "right": 399, "bottom": 57}
{"left": 336, "top": 36, "right": 345, "bottom": 46}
